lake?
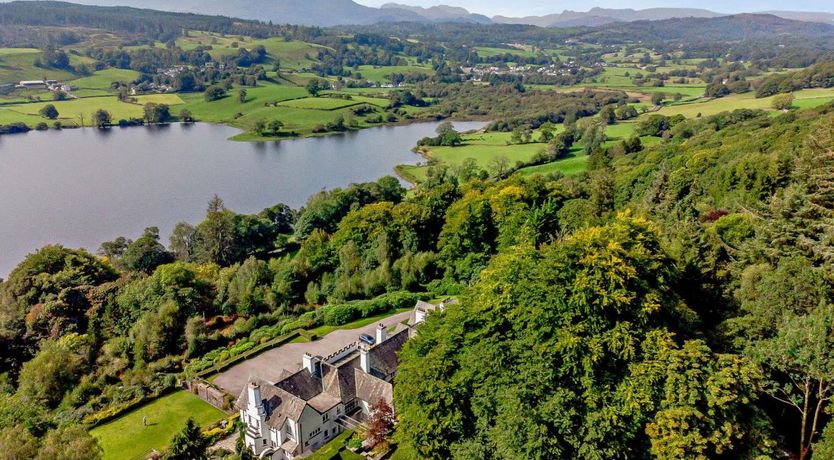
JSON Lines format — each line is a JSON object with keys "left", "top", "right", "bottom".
{"left": 0, "top": 121, "right": 486, "bottom": 277}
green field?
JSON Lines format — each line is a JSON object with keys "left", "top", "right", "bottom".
{"left": 398, "top": 121, "right": 653, "bottom": 183}
{"left": 398, "top": 129, "right": 554, "bottom": 183}
{"left": 347, "top": 94, "right": 391, "bottom": 107}
{"left": 278, "top": 96, "right": 361, "bottom": 110}
{"left": 654, "top": 88, "right": 834, "bottom": 118}
{"left": 0, "top": 94, "right": 185, "bottom": 126}
{"left": 355, "top": 64, "right": 432, "bottom": 83}
{"left": 474, "top": 46, "right": 538, "bottom": 58}
{"left": 175, "top": 32, "right": 326, "bottom": 70}
{"left": 90, "top": 390, "right": 225, "bottom": 460}
{"left": 518, "top": 152, "right": 589, "bottom": 176}
{"left": 70, "top": 68, "right": 141, "bottom": 90}
{"left": 0, "top": 48, "right": 80, "bottom": 84}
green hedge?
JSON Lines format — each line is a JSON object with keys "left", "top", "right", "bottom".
{"left": 321, "top": 291, "right": 426, "bottom": 327}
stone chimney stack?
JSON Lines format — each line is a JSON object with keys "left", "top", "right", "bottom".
{"left": 360, "top": 344, "right": 371, "bottom": 374}
{"left": 376, "top": 323, "right": 387, "bottom": 344}
{"left": 247, "top": 381, "right": 265, "bottom": 416}
{"left": 303, "top": 353, "right": 321, "bottom": 377}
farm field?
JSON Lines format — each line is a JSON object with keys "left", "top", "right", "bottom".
{"left": 474, "top": 46, "right": 538, "bottom": 58}
{"left": 654, "top": 87, "right": 834, "bottom": 118}
{"left": 0, "top": 94, "right": 185, "bottom": 126}
{"left": 278, "top": 96, "right": 362, "bottom": 110}
{"left": 89, "top": 390, "right": 225, "bottom": 460}
{"left": 175, "top": 32, "right": 326, "bottom": 70}
{"left": 0, "top": 47, "right": 90, "bottom": 84}
{"left": 70, "top": 68, "right": 141, "bottom": 90}
{"left": 355, "top": 64, "right": 432, "bottom": 83}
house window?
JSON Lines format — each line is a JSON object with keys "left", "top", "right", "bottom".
{"left": 337, "top": 407, "right": 341, "bottom": 415}
{"left": 310, "top": 427, "right": 321, "bottom": 437}
{"left": 322, "top": 413, "right": 329, "bottom": 423}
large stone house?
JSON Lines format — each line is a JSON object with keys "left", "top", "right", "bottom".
{"left": 237, "top": 299, "right": 455, "bottom": 460}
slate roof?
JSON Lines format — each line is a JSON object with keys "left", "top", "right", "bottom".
{"left": 275, "top": 369, "right": 322, "bottom": 401}
{"left": 354, "top": 368, "right": 394, "bottom": 406}
{"left": 236, "top": 377, "right": 307, "bottom": 430}
{"left": 367, "top": 329, "right": 409, "bottom": 380}
{"left": 237, "top": 302, "right": 425, "bottom": 426}
{"left": 322, "top": 357, "right": 359, "bottom": 403}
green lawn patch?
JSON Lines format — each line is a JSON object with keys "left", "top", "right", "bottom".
{"left": 90, "top": 390, "right": 225, "bottom": 460}
{"left": 307, "top": 430, "right": 363, "bottom": 460}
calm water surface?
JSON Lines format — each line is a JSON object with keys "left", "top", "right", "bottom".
{"left": 0, "top": 121, "right": 486, "bottom": 276}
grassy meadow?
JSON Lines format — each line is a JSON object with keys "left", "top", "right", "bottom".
{"left": 0, "top": 94, "right": 185, "bottom": 126}
{"left": 654, "top": 87, "right": 834, "bottom": 118}
{"left": 396, "top": 120, "right": 664, "bottom": 184}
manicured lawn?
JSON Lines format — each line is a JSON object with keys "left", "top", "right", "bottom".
{"left": 90, "top": 390, "right": 225, "bottom": 460}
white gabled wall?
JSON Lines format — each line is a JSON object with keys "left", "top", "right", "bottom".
{"left": 296, "top": 404, "right": 345, "bottom": 454}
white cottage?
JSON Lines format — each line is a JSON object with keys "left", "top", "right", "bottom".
{"left": 238, "top": 323, "right": 412, "bottom": 459}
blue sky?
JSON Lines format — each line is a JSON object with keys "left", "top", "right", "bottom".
{"left": 356, "top": 1, "right": 834, "bottom": 17}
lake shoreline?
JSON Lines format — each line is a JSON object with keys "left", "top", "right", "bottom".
{"left": 0, "top": 120, "right": 487, "bottom": 277}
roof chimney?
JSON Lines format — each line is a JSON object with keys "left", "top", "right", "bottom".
{"left": 303, "top": 353, "right": 321, "bottom": 377}
{"left": 376, "top": 323, "right": 387, "bottom": 344}
{"left": 359, "top": 344, "right": 371, "bottom": 374}
{"left": 247, "top": 381, "right": 265, "bottom": 416}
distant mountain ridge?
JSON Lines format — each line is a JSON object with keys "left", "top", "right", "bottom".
{"left": 11, "top": 0, "right": 834, "bottom": 27}
{"left": 758, "top": 10, "right": 834, "bottom": 24}
{"left": 381, "top": 3, "right": 491, "bottom": 24}
{"left": 493, "top": 7, "right": 723, "bottom": 28}
{"left": 579, "top": 13, "right": 834, "bottom": 43}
